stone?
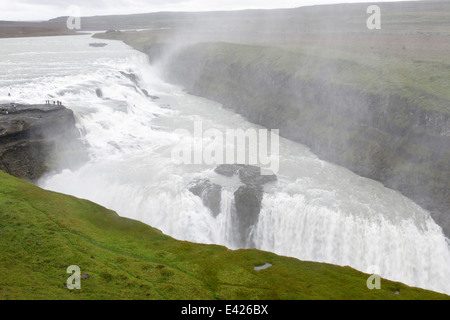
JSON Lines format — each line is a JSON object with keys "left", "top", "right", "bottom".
{"left": 95, "top": 88, "right": 103, "bottom": 98}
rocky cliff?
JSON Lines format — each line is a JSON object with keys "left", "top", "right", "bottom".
{"left": 0, "top": 103, "right": 87, "bottom": 182}
{"left": 150, "top": 42, "right": 450, "bottom": 237}
{"left": 188, "top": 164, "right": 277, "bottom": 248}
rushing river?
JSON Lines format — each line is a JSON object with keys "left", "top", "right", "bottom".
{"left": 1, "top": 34, "right": 449, "bottom": 295}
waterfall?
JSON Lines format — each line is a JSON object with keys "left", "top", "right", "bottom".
{"left": 3, "top": 33, "right": 446, "bottom": 295}
{"left": 253, "top": 191, "right": 450, "bottom": 294}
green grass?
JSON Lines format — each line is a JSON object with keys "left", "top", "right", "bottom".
{"left": 0, "top": 170, "right": 448, "bottom": 300}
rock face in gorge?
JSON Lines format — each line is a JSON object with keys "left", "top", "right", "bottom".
{"left": 151, "top": 42, "right": 450, "bottom": 237}
{"left": 188, "top": 164, "right": 277, "bottom": 248}
{"left": 188, "top": 178, "right": 222, "bottom": 218}
{"left": 0, "top": 103, "right": 87, "bottom": 182}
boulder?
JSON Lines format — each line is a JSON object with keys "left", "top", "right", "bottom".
{"left": 95, "top": 88, "right": 103, "bottom": 98}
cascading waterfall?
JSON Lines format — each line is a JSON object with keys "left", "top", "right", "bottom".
{"left": 213, "top": 189, "right": 241, "bottom": 248}
{"left": 1, "top": 34, "right": 449, "bottom": 295}
{"left": 254, "top": 191, "right": 450, "bottom": 294}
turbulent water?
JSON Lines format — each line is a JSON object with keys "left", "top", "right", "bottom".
{"left": 1, "top": 34, "right": 449, "bottom": 295}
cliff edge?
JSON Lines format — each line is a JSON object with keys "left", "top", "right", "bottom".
{"left": 0, "top": 103, "right": 87, "bottom": 182}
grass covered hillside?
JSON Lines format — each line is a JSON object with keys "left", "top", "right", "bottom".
{"left": 0, "top": 169, "right": 448, "bottom": 300}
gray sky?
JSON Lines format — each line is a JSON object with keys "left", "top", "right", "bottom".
{"left": 0, "top": 0, "right": 416, "bottom": 21}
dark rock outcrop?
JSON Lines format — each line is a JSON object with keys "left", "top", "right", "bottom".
{"left": 234, "top": 165, "right": 277, "bottom": 186}
{"left": 120, "top": 71, "right": 139, "bottom": 85}
{"left": 188, "top": 178, "right": 222, "bottom": 217}
{"left": 119, "top": 71, "right": 160, "bottom": 100}
{"left": 0, "top": 103, "right": 88, "bottom": 182}
{"left": 188, "top": 164, "right": 277, "bottom": 247}
{"left": 89, "top": 42, "right": 107, "bottom": 47}
{"left": 233, "top": 184, "right": 263, "bottom": 248}
{"left": 141, "top": 88, "right": 159, "bottom": 100}
{"left": 95, "top": 88, "right": 103, "bottom": 98}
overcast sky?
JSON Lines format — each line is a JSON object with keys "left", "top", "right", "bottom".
{"left": 0, "top": 0, "right": 417, "bottom": 21}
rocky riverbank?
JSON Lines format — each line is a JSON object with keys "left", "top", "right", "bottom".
{"left": 0, "top": 103, "right": 87, "bottom": 182}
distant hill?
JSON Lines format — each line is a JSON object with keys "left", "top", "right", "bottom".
{"left": 0, "top": 20, "right": 77, "bottom": 38}
{"left": 2, "top": 1, "right": 449, "bottom": 38}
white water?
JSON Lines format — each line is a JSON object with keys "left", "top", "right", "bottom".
{"left": 1, "top": 34, "right": 449, "bottom": 295}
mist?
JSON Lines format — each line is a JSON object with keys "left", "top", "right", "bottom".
{"left": 134, "top": 1, "right": 450, "bottom": 237}
{"left": 1, "top": 0, "right": 449, "bottom": 300}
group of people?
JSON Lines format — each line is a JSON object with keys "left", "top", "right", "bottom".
{"left": 45, "top": 100, "right": 63, "bottom": 106}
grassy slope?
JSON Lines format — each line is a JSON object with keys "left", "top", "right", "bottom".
{"left": 0, "top": 170, "right": 447, "bottom": 300}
